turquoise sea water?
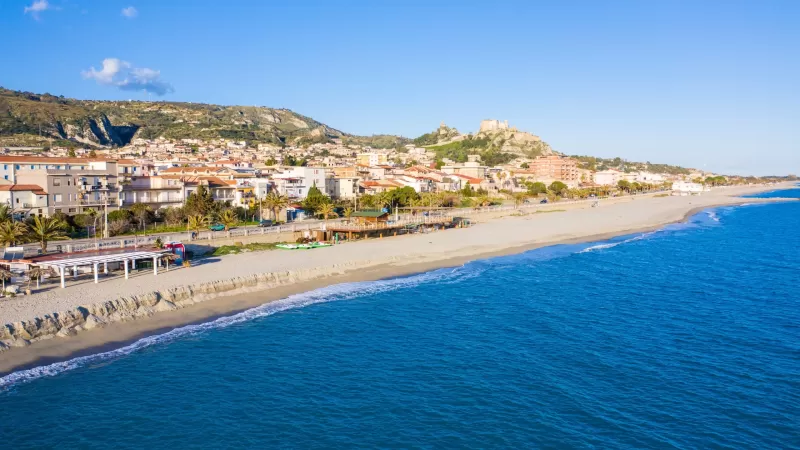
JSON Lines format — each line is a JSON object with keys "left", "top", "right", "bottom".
{"left": 2, "top": 189, "right": 799, "bottom": 448}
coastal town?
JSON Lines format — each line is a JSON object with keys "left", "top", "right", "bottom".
{"left": 0, "top": 110, "right": 793, "bottom": 363}
{"left": 0, "top": 118, "right": 766, "bottom": 226}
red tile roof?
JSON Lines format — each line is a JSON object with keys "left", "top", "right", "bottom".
{"left": 0, "top": 184, "right": 47, "bottom": 195}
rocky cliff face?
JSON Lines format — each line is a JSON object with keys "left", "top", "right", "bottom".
{"left": 0, "top": 87, "right": 344, "bottom": 148}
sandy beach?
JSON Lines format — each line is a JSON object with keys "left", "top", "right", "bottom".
{"left": 0, "top": 184, "right": 795, "bottom": 374}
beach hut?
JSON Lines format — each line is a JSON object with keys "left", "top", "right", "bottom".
{"left": 350, "top": 210, "right": 390, "bottom": 226}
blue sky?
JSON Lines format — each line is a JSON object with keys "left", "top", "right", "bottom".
{"left": 1, "top": 0, "right": 798, "bottom": 175}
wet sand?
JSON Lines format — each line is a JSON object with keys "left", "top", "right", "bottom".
{"left": 0, "top": 184, "right": 795, "bottom": 375}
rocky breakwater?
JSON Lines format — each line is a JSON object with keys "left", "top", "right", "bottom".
{"left": 0, "top": 262, "right": 369, "bottom": 352}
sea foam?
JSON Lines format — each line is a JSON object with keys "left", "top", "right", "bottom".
{"left": 0, "top": 266, "right": 474, "bottom": 389}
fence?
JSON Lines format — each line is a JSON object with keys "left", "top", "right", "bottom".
{"left": 18, "top": 191, "right": 665, "bottom": 257}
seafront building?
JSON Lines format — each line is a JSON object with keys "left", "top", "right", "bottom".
{"left": 0, "top": 135, "right": 705, "bottom": 220}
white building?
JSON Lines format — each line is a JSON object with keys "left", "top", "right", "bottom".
{"left": 356, "top": 152, "right": 388, "bottom": 166}
{"left": 672, "top": 181, "right": 704, "bottom": 195}
{"left": 636, "top": 171, "right": 665, "bottom": 183}
{"left": 272, "top": 167, "right": 328, "bottom": 199}
{"left": 593, "top": 169, "right": 623, "bottom": 186}
{"left": 326, "top": 177, "right": 359, "bottom": 200}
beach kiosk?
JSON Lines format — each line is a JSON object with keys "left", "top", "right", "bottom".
{"left": 350, "top": 210, "right": 390, "bottom": 226}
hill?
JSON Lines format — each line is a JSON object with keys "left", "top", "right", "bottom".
{"left": 0, "top": 87, "right": 345, "bottom": 148}
{"left": 413, "top": 120, "right": 556, "bottom": 166}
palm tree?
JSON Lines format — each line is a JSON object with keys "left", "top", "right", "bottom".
{"left": 0, "top": 221, "right": 28, "bottom": 246}
{"left": 317, "top": 203, "right": 337, "bottom": 225}
{"left": 343, "top": 207, "right": 354, "bottom": 223}
{"left": 0, "top": 205, "right": 11, "bottom": 223}
{"left": 474, "top": 195, "right": 491, "bottom": 207}
{"left": 130, "top": 203, "right": 152, "bottom": 233}
{"left": 0, "top": 267, "right": 12, "bottom": 293}
{"left": 376, "top": 191, "right": 394, "bottom": 210}
{"left": 262, "top": 192, "right": 289, "bottom": 222}
{"left": 187, "top": 214, "right": 209, "bottom": 234}
{"left": 28, "top": 216, "right": 67, "bottom": 252}
{"left": 219, "top": 209, "right": 238, "bottom": 231}
{"left": 85, "top": 208, "right": 99, "bottom": 238}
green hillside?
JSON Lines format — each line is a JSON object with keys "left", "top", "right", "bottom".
{"left": 0, "top": 87, "right": 345, "bottom": 148}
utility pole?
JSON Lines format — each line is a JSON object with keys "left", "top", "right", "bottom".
{"left": 103, "top": 194, "right": 109, "bottom": 238}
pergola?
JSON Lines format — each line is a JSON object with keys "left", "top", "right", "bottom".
{"left": 36, "top": 250, "right": 171, "bottom": 288}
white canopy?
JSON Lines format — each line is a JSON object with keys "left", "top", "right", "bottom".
{"left": 36, "top": 250, "right": 171, "bottom": 288}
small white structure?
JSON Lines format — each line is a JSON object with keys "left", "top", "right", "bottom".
{"left": 36, "top": 250, "right": 171, "bottom": 288}
{"left": 672, "top": 181, "right": 704, "bottom": 195}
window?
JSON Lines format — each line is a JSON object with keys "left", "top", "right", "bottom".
{"left": 30, "top": 165, "right": 34, "bottom": 169}
{"left": 68, "top": 208, "right": 77, "bottom": 213}
{"left": 55, "top": 208, "right": 62, "bottom": 213}
{"left": 53, "top": 178, "right": 61, "bottom": 186}
{"left": 53, "top": 194, "right": 62, "bottom": 203}
{"left": 3, "top": 176, "right": 6, "bottom": 180}
{"left": 2, "top": 165, "right": 6, "bottom": 170}
{"left": 15, "top": 198, "right": 19, "bottom": 204}
{"left": 15, "top": 165, "right": 20, "bottom": 170}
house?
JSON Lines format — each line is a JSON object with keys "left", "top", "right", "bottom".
{"left": 593, "top": 169, "right": 623, "bottom": 186}
{"left": 450, "top": 174, "right": 490, "bottom": 192}
{"left": 359, "top": 179, "right": 403, "bottom": 195}
{"left": 0, "top": 184, "right": 48, "bottom": 218}
{"left": 390, "top": 174, "right": 434, "bottom": 193}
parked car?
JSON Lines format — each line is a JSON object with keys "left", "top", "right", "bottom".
{"left": 540, "top": 199, "right": 548, "bottom": 204}
{"left": 208, "top": 224, "right": 225, "bottom": 231}
{"left": 258, "top": 220, "right": 274, "bottom": 227}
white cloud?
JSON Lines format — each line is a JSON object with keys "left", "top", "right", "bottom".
{"left": 24, "top": 0, "right": 50, "bottom": 19}
{"left": 121, "top": 6, "right": 138, "bottom": 19}
{"left": 82, "top": 58, "right": 174, "bottom": 96}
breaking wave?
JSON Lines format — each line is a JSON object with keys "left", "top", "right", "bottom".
{"left": 578, "top": 232, "right": 656, "bottom": 253}
{"left": 1, "top": 265, "right": 480, "bottom": 389}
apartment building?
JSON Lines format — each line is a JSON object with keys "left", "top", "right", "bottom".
{"left": 9, "top": 158, "right": 120, "bottom": 216}
{"left": 119, "top": 176, "right": 186, "bottom": 209}
{"left": 528, "top": 156, "right": 580, "bottom": 184}
{"left": 326, "top": 176, "right": 359, "bottom": 200}
{"left": 356, "top": 152, "right": 388, "bottom": 166}
{"left": 441, "top": 161, "right": 488, "bottom": 179}
{"left": 272, "top": 167, "right": 328, "bottom": 199}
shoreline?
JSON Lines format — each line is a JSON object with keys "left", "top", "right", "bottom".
{"left": 1, "top": 185, "right": 796, "bottom": 375}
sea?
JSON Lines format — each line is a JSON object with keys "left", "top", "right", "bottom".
{"left": 1, "top": 187, "right": 799, "bottom": 449}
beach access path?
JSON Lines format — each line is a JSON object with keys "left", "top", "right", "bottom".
{"left": 0, "top": 184, "right": 793, "bottom": 326}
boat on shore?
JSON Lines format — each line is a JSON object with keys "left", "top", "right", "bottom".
{"left": 276, "top": 242, "right": 332, "bottom": 250}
